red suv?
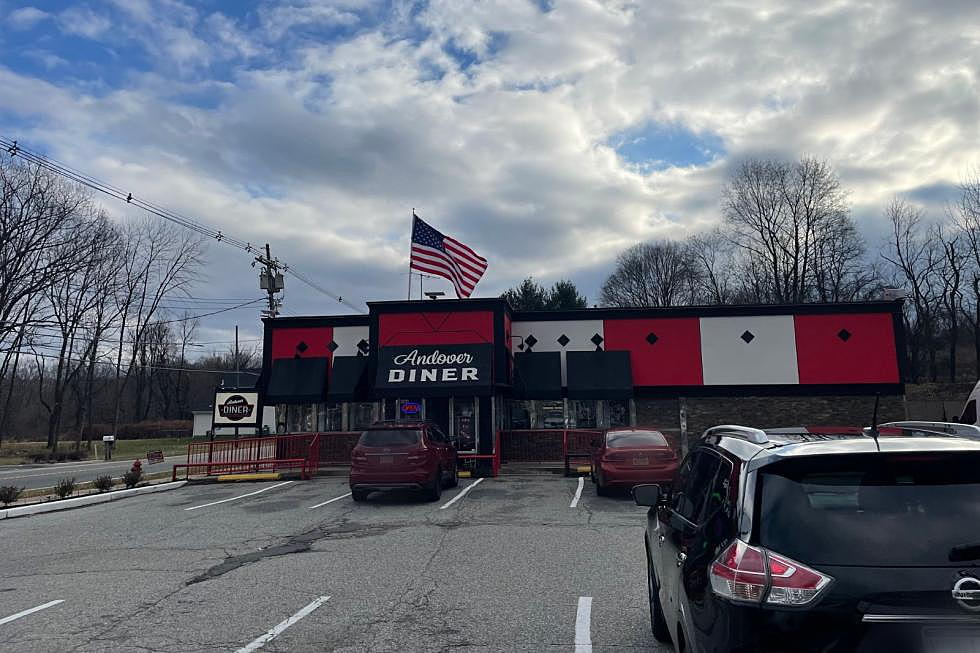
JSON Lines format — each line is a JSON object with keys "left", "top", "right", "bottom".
{"left": 349, "top": 421, "right": 459, "bottom": 502}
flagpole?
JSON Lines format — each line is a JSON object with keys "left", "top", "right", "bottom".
{"left": 407, "top": 209, "right": 415, "bottom": 300}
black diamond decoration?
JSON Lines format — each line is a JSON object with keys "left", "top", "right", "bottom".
{"left": 524, "top": 334, "right": 538, "bottom": 349}
{"left": 646, "top": 332, "right": 659, "bottom": 345}
{"left": 327, "top": 340, "right": 339, "bottom": 353}
{"left": 296, "top": 341, "right": 308, "bottom": 353}
{"left": 837, "top": 329, "right": 852, "bottom": 342}
{"left": 357, "top": 338, "right": 370, "bottom": 353}
{"left": 740, "top": 330, "right": 755, "bottom": 344}
{"left": 556, "top": 334, "right": 570, "bottom": 347}
{"left": 590, "top": 333, "right": 604, "bottom": 346}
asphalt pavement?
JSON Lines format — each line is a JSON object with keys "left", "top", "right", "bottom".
{"left": 0, "top": 473, "right": 670, "bottom": 652}
{"left": 0, "top": 456, "right": 182, "bottom": 490}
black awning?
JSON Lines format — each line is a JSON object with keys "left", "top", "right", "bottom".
{"left": 566, "top": 350, "right": 633, "bottom": 399}
{"left": 513, "top": 352, "right": 562, "bottom": 399}
{"left": 265, "top": 357, "right": 329, "bottom": 404}
{"left": 327, "top": 356, "right": 368, "bottom": 401}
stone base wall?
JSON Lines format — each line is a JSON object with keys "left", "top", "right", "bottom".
{"left": 636, "top": 394, "right": 906, "bottom": 453}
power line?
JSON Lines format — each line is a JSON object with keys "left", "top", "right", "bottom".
{"left": 1, "top": 137, "right": 367, "bottom": 314}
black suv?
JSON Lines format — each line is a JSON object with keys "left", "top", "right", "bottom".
{"left": 633, "top": 423, "right": 980, "bottom": 653}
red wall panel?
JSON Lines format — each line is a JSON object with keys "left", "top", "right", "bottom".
{"left": 379, "top": 311, "right": 494, "bottom": 346}
{"left": 603, "top": 318, "right": 703, "bottom": 386}
{"left": 795, "top": 313, "right": 899, "bottom": 384}
{"left": 270, "top": 326, "right": 334, "bottom": 360}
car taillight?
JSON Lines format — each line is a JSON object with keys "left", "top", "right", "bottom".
{"left": 710, "top": 540, "right": 832, "bottom": 607}
{"left": 405, "top": 453, "right": 427, "bottom": 463}
{"left": 351, "top": 452, "right": 368, "bottom": 463}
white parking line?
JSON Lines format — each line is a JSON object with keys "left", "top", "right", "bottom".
{"left": 233, "top": 595, "right": 331, "bottom": 653}
{"left": 308, "top": 492, "right": 352, "bottom": 509}
{"left": 575, "top": 596, "right": 592, "bottom": 653}
{"left": 439, "top": 477, "right": 485, "bottom": 510}
{"left": 570, "top": 477, "right": 584, "bottom": 508}
{"left": 0, "top": 600, "right": 64, "bottom": 627}
{"left": 184, "top": 481, "right": 293, "bottom": 511}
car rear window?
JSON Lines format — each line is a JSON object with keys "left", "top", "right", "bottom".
{"left": 607, "top": 431, "right": 667, "bottom": 448}
{"left": 358, "top": 429, "right": 421, "bottom": 447}
{"left": 757, "top": 452, "right": 980, "bottom": 566}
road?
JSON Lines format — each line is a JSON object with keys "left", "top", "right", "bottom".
{"left": 0, "top": 474, "right": 669, "bottom": 652}
{"left": 0, "top": 456, "right": 183, "bottom": 490}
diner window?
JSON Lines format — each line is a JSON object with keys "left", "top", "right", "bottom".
{"left": 286, "top": 404, "right": 316, "bottom": 433}
{"left": 318, "top": 403, "right": 343, "bottom": 431}
{"left": 537, "top": 400, "right": 565, "bottom": 429}
{"left": 606, "top": 399, "right": 630, "bottom": 428}
{"left": 351, "top": 402, "right": 377, "bottom": 431}
{"left": 571, "top": 400, "right": 597, "bottom": 429}
{"left": 508, "top": 400, "right": 532, "bottom": 429}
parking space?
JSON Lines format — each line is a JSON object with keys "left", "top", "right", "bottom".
{"left": 0, "top": 474, "right": 668, "bottom": 652}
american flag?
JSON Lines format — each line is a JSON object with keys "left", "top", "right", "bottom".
{"left": 410, "top": 215, "right": 488, "bottom": 298}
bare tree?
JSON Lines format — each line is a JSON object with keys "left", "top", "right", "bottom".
{"left": 934, "top": 224, "right": 966, "bottom": 381}
{"left": 686, "top": 229, "right": 737, "bottom": 304}
{"left": 951, "top": 169, "right": 980, "bottom": 374}
{"left": 723, "top": 156, "right": 865, "bottom": 303}
{"left": 109, "top": 218, "right": 205, "bottom": 435}
{"left": 600, "top": 240, "right": 696, "bottom": 307}
{"left": 881, "top": 198, "right": 942, "bottom": 381}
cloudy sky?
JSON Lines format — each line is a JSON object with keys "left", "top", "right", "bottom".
{"left": 1, "top": 0, "right": 978, "bottom": 351}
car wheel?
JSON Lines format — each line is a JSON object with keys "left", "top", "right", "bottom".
{"left": 595, "top": 472, "right": 612, "bottom": 496}
{"left": 425, "top": 468, "right": 443, "bottom": 501}
{"left": 351, "top": 489, "right": 368, "bottom": 502}
{"left": 647, "top": 545, "right": 671, "bottom": 643}
{"left": 446, "top": 463, "right": 459, "bottom": 488}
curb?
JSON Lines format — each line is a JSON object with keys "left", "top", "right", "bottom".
{"left": 0, "top": 481, "right": 187, "bottom": 520}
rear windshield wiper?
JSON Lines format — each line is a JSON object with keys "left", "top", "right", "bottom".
{"left": 949, "top": 542, "right": 980, "bottom": 562}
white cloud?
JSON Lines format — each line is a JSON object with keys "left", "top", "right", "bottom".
{"left": 3, "top": 0, "right": 980, "bottom": 318}
{"left": 57, "top": 6, "right": 113, "bottom": 39}
{"left": 7, "top": 6, "right": 49, "bottom": 29}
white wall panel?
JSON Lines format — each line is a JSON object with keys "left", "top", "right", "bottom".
{"left": 332, "top": 325, "right": 370, "bottom": 359}
{"left": 699, "top": 315, "right": 799, "bottom": 385}
{"left": 511, "top": 320, "right": 604, "bottom": 385}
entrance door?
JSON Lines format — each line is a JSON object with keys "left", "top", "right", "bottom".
{"left": 453, "top": 397, "right": 478, "bottom": 453}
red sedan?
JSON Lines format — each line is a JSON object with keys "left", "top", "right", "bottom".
{"left": 591, "top": 428, "right": 678, "bottom": 496}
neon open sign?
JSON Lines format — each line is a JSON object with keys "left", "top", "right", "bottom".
{"left": 400, "top": 402, "right": 421, "bottom": 415}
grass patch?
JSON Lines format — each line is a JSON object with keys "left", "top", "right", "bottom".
{"left": 0, "top": 437, "right": 191, "bottom": 465}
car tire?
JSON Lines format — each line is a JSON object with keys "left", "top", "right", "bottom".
{"left": 425, "top": 468, "right": 443, "bottom": 501}
{"left": 647, "top": 546, "right": 671, "bottom": 643}
{"left": 595, "top": 472, "right": 612, "bottom": 496}
{"left": 446, "top": 463, "right": 459, "bottom": 488}
{"left": 351, "top": 489, "right": 368, "bottom": 502}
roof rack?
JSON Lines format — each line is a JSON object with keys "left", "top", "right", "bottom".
{"left": 702, "top": 424, "right": 770, "bottom": 445}
{"left": 878, "top": 421, "right": 980, "bottom": 439}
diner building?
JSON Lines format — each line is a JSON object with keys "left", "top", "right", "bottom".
{"left": 258, "top": 298, "right": 905, "bottom": 468}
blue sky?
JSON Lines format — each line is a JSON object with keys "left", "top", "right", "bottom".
{"left": 1, "top": 0, "right": 978, "bottom": 350}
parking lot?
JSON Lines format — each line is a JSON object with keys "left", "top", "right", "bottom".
{"left": 0, "top": 474, "right": 667, "bottom": 652}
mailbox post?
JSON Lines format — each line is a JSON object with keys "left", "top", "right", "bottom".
{"left": 102, "top": 435, "right": 115, "bottom": 460}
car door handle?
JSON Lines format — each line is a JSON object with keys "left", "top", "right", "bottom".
{"left": 676, "top": 552, "right": 687, "bottom": 567}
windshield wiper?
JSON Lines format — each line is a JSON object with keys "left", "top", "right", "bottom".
{"left": 949, "top": 542, "right": 980, "bottom": 563}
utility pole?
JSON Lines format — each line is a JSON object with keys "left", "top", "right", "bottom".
{"left": 256, "top": 243, "right": 284, "bottom": 318}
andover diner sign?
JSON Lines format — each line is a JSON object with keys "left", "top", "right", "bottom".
{"left": 213, "top": 391, "right": 260, "bottom": 426}
{"left": 375, "top": 344, "right": 493, "bottom": 396}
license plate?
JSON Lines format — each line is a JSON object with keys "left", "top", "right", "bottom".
{"left": 379, "top": 456, "right": 394, "bottom": 465}
{"left": 633, "top": 457, "right": 649, "bottom": 466}
{"left": 924, "top": 627, "right": 980, "bottom": 653}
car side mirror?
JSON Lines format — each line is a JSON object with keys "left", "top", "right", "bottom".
{"left": 632, "top": 484, "right": 661, "bottom": 507}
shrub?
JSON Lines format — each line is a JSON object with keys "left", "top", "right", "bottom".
{"left": 54, "top": 477, "right": 76, "bottom": 499}
{"left": 0, "top": 485, "right": 23, "bottom": 506}
{"left": 29, "top": 450, "right": 89, "bottom": 464}
{"left": 123, "top": 459, "right": 143, "bottom": 489}
{"left": 93, "top": 475, "right": 113, "bottom": 493}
